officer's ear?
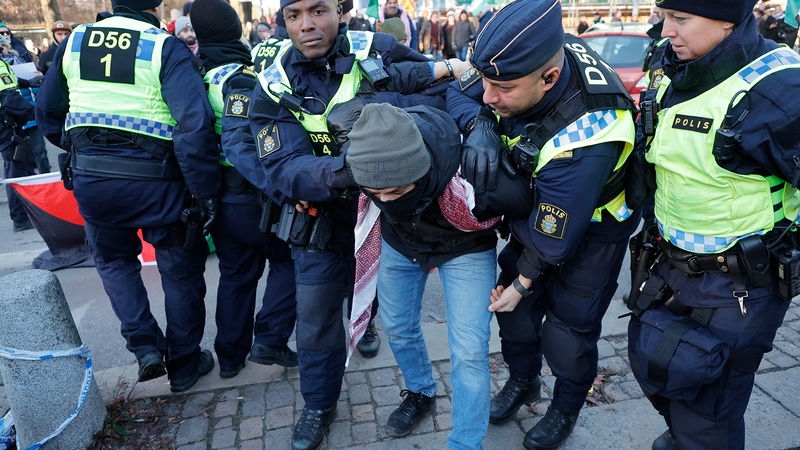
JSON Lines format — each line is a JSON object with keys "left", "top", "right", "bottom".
{"left": 541, "top": 66, "right": 561, "bottom": 91}
{"left": 337, "top": 4, "right": 343, "bottom": 17}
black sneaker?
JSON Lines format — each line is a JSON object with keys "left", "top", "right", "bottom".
{"left": 291, "top": 405, "right": 336, "bottom": 450}
{"left": 248, "top": 343, "right": 299, "bottom": 367}
{"left": 13, "top": 219, "right": 33, "bottom": 232}
{"left": 136, "top": 351, "right": 166, "bottom": 382}
{"left": 523, "top": 405, "right": 579, "bottom": 449}
{"left": 490, "top": 376, "right": 541, "bottom": 424}
{"left": 652, "top": 430, "right": 677, "bottom": 450}
{"left": 219, "top": 362, "right": 245, "bottom": 379}
{"left": 386, "top": 389, "right": 435, "bottom": 437}
{"left": 170, "top": 350, "right": 214, "bottom": 393}
{"left": 356, "top": 321, "right": 381, "bottom": 358}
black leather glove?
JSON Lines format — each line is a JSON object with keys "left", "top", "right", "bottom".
{"left": 327, "top": 97, "right": 367, "bottom": 147}
{"left": 198, "top": 197, "right": 218, "bottom": 236}
{"left": 462, "top": 107, "right": 502, "bottom": 194}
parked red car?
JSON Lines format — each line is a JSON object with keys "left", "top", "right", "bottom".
{"left": 580, "top": 23, "right": 653, "bottom": 104}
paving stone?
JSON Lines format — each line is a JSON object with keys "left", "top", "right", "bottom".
{"left": 345, "top": 371, "right": 366, "bottom": 386}
{"left": 176, "top": 416, "right": 209, "bottom": 446}
{"left": 597, "top": 339, "right": 616, "bottom": 359}
{"left": 211, "top": 427, "right": 236, "bottom": 449}
{"left": 292, "top": 379, "right": 302, "bottom": 390}
{"left": 266, "top": 405, "right": 294, "bottom": 429}
{"left": 182, "top": 391, "right": 215, "bottom": 418}
{"left": 434, "top": 413, "right": 452, "bottom": 431}
{"left": 372, "top": 385, "right": 402, "bottom": 406}
{"left": 441, "top": 377, "right": 452, "bottom": 395}
{"left": 213, "top": 389, "right": 240, "bottom": 417}
{"left": 239, "top": 416, "right": 264, "bottom": 440}
{"left": 266, "top": 381, "right": 294, "bottom": 408}
{"left": 773, "top": 340, "right": 800, "bottom": 358}
{"left": 620, "top": 381, "right": 645, "bottom": 399}
{"left": 435, "top": 397, "right": 451, "bottom": 413}
{"left": 411, "top": 415, "right": 435, "bottom": 435}
{"left": 755, "top": 366, "right": 800, "bottom": 417}
{"left": 438, "top": 361, "right": 452, "bottom": 374}
{"left": 603, "top": 383, "right": 630, "bottom": 403}
{"left": 294, "top": 391, "right": 304, "bottom": 409}
{"left": 777, "top": 326, "right": 800, "bottom": 341}
{"left": 483, "top": 420, "right": 524, "bottom": 449}
{"left": 352, "top": 403, "right": 375, "bottom": 422}
{"left": 764, "top": 350, "right": 798, "bottom": 368}
{"left": 263, "top": 426, "right": 293, "bottom": 450}
{"left": 367, "top": 367, "right": 396, "bottom": 386}
{"left": 177, "top": 443, "right": 206, "bottom": 450}
{"left": 607, "top": 338, "right": 628, "bottom": 351}
{"left": 327, "top": 419, "right": 351, "bottom": 447}
{"left": 242, "top": 398, "right": 266, "bottom": 417}
{"left": 352, "top": 422, "right": 378, "bottom": 444}
{"left": 598, "top": 356, "right": 630, "bottom": 374}
{"left": 758, "top": 357, "right": 776, "bottom": 372}
{"left": 240, "top": 438, "right": 265, "bottom": 450}
{"left": 348, "top": 383, "right": 372, "bottom": 404}
{"left": 241, "top": 383, "right": 266, "bottom": 401}
{"left": 214, "top": 417, "right": 232, "bottom": 429}
{"left": 335, "top": 400, "right": 350, "bottom": 422}
{"left": 165, "top": 400, "right": 183, "bottom": 418}
{"left": 375, "top": 405, "right": 395, "bottom": 426}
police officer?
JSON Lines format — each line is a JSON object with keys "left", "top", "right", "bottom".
{"left": 251, "top": 24, "right": 287, "bottom": 74}
{"left": 240, "top": 0, "right": 460, "bottom": 447}
{"left": 447, "top": 1, "right": 638, "bottom": 447}
{"left": 35, "top": 0, "right": 220, "bottom": 393}
{"left": 625, "top": 1, "right": 800, "bottom": 448}
{"left": 0, "top": 58, "right": 35, "bottom": 231}
{"left": 189, "top": 0, "right": 299, "bottom": 379}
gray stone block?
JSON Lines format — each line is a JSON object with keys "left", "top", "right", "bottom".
{"left": 176, "top": 416, "right": 209, "bottom": 446}
{"left": 0, "top": 270, "right": 106, "bottom": 449}
{"left": 755, "top": 366, "right": 800, "bottom": 417}
{"left": 351, "top": 422, "right": 378, "bottom": 444}
{"left": 211, "top": 427, "right": 236, "bottom": 449}
{"left": 239, "top": 416, "right": 263, "bottom": 440}
{"left": 348, "top": 383, "right": 372, "bottom": 405}
{"left": 597, "top": 339, "right": 616, "bottom": 360}
{"left": 266, "top": 380, "right": 294, "bottom": 408}
{"left": 183, "top": 391, "right": 215, "bottom": 418}
{"left": 367, "top": 367, "right": 396, "bottom": 387}
{"left": 213, "top": 389, "right": 240, "bottom": 417}
{"left": 266, "top": 405, "right": 294, "bottom": 429}
{"left": 263, "top": 426, "right": 293, "bottom": 450}
{"left": 372, "top": 385, "right": 402, "bottom": 406}
{"left": 326, "top": 419, "right": 351, "bottom": 447}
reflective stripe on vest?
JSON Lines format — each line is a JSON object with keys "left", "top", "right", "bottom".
{"left": 257, "top": 31, "right": 374, "bottom": 156}
{"left": 61, "top": 16, "right": 176, "bottom": 140}
{"left": 204, "top": 63, "right": 242, "bottom": 166}
{"left": 501, "top": 108, "right": 636, "bottom": 223}
{"left": 647, "top": 47, "right": 800, "bottom": 253}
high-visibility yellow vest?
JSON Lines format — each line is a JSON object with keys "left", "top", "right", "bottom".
{"left": 61, "top": 16, "right": 176, "bottom": 140}
{"left": 257, "top": 31, "right": 373, "bottom": 157}
{"left": 646, "top": 47, "right": 800, "bottom": 253}
{"left": 203, "top": 63, "right": 244, "bottom": 166}
{"left": 251, "top": 38, "right": 288, "bottom": 74}
{"left": 501, "top": 108, "right": 636, "bottom": 222}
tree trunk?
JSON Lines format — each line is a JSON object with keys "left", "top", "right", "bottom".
{"left": 39, "top": 0, "right": 62, "bottom": 32}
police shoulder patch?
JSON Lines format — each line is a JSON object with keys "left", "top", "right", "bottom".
{"left": 224, "top": 93, "right": 251, "bottom": 118}
{"left": 458, "top": 67, "right": 480, "bottom": 91}
{"left": 648, "top": 69, "right": 664, "bottom": 90}
{"left": 1, "top": 74, "right": 13, "bottom": 85}
{"left": 257, "top": 125, "right": 281, "bottom": 159}
{"left": 533, "top": 203, "right": 568, "bottom": 239}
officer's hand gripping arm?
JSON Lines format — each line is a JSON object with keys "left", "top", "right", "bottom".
{"left": 462, "top": 107, "right": 501, "bottom": 194}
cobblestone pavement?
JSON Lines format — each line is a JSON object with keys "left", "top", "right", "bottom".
{"left": 91, "top": 298, "right": 800, "bottom": 450}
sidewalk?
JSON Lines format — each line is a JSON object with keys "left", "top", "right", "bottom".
{"left": 88, "top": 297, "right": 800, "bottom": 450}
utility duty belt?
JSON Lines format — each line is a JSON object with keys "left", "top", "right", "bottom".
{"left": 221, "top": 166, "right": 256, "bottom": 195}
{"left": 258, "top": 196, "right": 341, "bottom": 253}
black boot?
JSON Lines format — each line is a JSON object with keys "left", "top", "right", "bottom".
{"left": 13, "top": 219, "right": 33, "bottom": 232}
{"left": 291, "top": 405, "right": 336, "bottom": 450}
{"left": 248, "top": 343, "right": 299, "bottom": 367}
{"left": 652, "top": 430, "right": 677, "bottom": 450}
{"left": 523, "top": 405, "right": 579, "bottom": 449}
{"left": 356, "top": 321, "right": 381, "bottom": 358}
{"left": 136, "top": 351, "right": 166, "bottom": 382}
{"left": 490, "top": 376, "right": 541, "bottom": 424}
{"left": 386, "top": 389, "right": 435, "bottom": 437}
{"left": 170, "top": 350, "right": 214, "bottom": 393}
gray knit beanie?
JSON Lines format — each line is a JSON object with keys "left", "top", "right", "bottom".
{"left": 346, "top": 103, "right": 430, "bottom": 189}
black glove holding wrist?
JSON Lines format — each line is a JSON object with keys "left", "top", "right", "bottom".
{"left": 198, "top": 197, "right": 218, "bottom": 236}
{"left": 327, "top": 97, "right": 367, "bottom": 147}
{"left": 462, "top": 107, "right": 501, "bottom": 194}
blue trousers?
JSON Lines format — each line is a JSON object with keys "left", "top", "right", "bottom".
{"left": 292, "top": 246, "right": 353, "bottom": 409}
{"left": 211, "top": 201, "right": 296, "bottom": 370}
{"left": 3, "top": 156, "right": 35, "bottom": 224}
{"left": 496, "top": 236, "right": 628, "bottom": 414}
{"left": 84, "top": 220, "right": 209, "bottom": 380}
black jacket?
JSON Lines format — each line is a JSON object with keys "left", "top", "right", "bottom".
{"left": 374, "top": 106, "right": 497, "bottom": 271}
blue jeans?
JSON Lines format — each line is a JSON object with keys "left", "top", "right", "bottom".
{"left": 457, "top": 46, "right": 469, "bottom": 61}
{"left": 378, "top": 240, "right": 495, "bottom": 450}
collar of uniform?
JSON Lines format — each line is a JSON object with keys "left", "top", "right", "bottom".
{"left": 113, "top": 11, "right": 161, "bottom": 28}
{"left": 663, "top": 15, "right": 762, "bottom": 94}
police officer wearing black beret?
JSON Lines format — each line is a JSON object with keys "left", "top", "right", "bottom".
{"left": 626, "top": 0, "right": 800, "bottom": 448}
{"left": 447, "top": 0, "right": 639, "bottom": 447}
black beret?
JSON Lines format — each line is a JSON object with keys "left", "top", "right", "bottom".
{"left": 111, "top": 0, "right": 162, "bottom": 11}
{"left": 471, "top": 0, "right": 564, "bottom": 81}
{"left": 655, "top": 0, "right": 757, "bottom": 24}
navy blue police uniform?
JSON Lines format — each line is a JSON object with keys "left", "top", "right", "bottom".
{"left": 626, "top": 8, "right": 800, "bottom": 448}
{"left": 189, "top": 0, "right": 298, "bottom": 377}
{"left": 0, "top": 61, "right": 36, "bottom": 230}
{"left": 35, "top": 4, "right": 220, "bottom": 390}
{"left": 446, "top": 1, "right": 640, "bottom": 446}
{"left": 242, "top": 22, "right": 439, "bottom": 415}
